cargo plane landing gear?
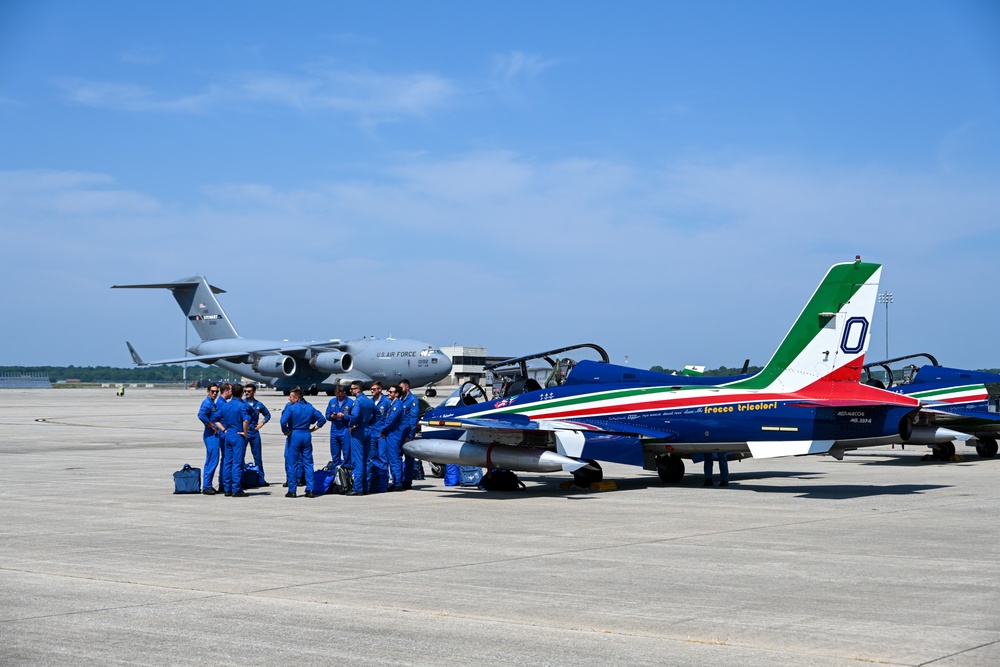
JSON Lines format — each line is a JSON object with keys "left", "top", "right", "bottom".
{"left": 656, "top": 454, "right": 685, "bottom": 483}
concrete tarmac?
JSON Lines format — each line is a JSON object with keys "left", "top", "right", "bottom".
{"left": 1, "top": 387, "right": 998, "bottom": 666}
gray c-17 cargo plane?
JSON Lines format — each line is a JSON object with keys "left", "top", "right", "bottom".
{"left": 112, "top": 276, "right": 452, "bottom": 395}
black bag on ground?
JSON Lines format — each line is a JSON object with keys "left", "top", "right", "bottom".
{"left": 333, "top": 465, "right": 353, "bottom": 494}
{"left": 479, "top": 469, "right": 525, "bottom": 492}
{"left": 173, "top": 464, "right": 201, "bottom": 494}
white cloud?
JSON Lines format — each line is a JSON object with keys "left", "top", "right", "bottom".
{"left": 3, "top": 156, "right": 999, "bottom": 368}
{"left": 54, "top": 77, "right": 220, "bottom": 112}
{"left": 490, "top": 50, "right": 558, "bottom": 88}
{"left": 54, "top": 65, "right": 456, "bottom": 120}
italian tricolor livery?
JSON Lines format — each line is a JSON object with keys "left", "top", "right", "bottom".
{"left": 410, "top": 260, "right": 925, "bottom": 486}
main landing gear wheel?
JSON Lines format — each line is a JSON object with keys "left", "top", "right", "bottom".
{"left": 572, "top": 460, "right": 603, "bottom": 487}
{"left": 656, "top": 454, "right": 685, "bottom": 484}
{"left": 429, "top": 462, "right": 445, "bottom": 478}
{"left": 975, "top": 438, "right": 998, "bottom": 459}
{"left": 932, "top": 442, "right": 956, "bottom": 461}
{"left": 425, "top": 388, "right": 437, "bottom": 398}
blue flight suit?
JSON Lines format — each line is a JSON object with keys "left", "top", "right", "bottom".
{"left": 216, "top": 398, "right": 252, "bottom": 494}
{"left": 245, "top": 397, "right": 271, "bottom": 483}
{"left": 348, "top": 393, "right": 375, "bottom": 494}
{"left": 382, "top": 397, "right": 404, "bottom": 489}
{"left": 400, "top": 390, "right": 420, "bottom": 487}
{"left": 703, "top": 452, "right": 730, "bottom": 486}
{"left": 280, "top": 399, "right": 326, "bottom": 495}
{"left": 369, "top": 393, "right": 390, "bottom": 493}
{"left": 198, "top": 395, "right": 220, "bottom": 491}
{"left": 325, "top": 395, "right": 354, "bottom": 467}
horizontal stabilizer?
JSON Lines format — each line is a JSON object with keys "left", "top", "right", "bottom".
{"left": 747, "top": 440, "right": 835, "bottom": 459}
{"left": 111, "top": 280, "right": 226, "bottom": 294}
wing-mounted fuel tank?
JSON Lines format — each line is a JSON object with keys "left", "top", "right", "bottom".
{"left": 253, "top": 354, "right": 297, "bottom": 377}
{"left": 310, "top": 352, "right": 354, "bottom": 374}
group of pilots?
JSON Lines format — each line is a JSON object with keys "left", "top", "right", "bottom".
{"left": 197, "top": 378, "right": 421, "bottom": 497}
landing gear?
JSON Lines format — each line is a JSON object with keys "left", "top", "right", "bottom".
{"left": 975, "top": 437, "right": 998, "bottom": 459}
{"left": 572, "top": 460, "right": 603, "bottom": 487}
{"left": 429, "top": 462, "right": 445, "bottom": 478}
{"left": 425, "top": 388, "right": 437, "bottom": 398}
{"left": 656, "top": 454, "right": 685, "bottom": 483}
{"left": 932, "top": 442, "right": 956, "bottom": 461}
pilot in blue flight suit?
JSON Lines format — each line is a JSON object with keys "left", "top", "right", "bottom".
{"left": 213, "top": 383, "right": 252, "bottom": 497}
{"left": 280, "top": 387, "right": 326, "bottom": 498}
{"left": 198, "top": 383, "right": 222, "bottom": 494}
{"left": 325, "top": 385, "right": 353, "bottom": 468}
{"left": 381, "top": 385, "right": 405, "bottom": 491}
{"left": 398, "top": 379, "right": 421, "bottom": 489}
{"left": 368, "top": 382, "right": 390, "bottom": 493}
{"left": 243, "top": 383, "right": 271, "bottom": 485}
{"left": 703, "top": 452, "right": 730, "bottom": 487}
{"left": 347, "top": 381, "right": 375, "bottom": 495}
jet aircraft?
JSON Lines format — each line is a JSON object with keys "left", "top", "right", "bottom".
{"left": 112, "top": 276, "right": 452, "bottom": 394}
{"left": 863, "top": 354, "right": 1000, "bottom": 460}
{"left": 407, "top": 259, "right": 925, "bottom": 486}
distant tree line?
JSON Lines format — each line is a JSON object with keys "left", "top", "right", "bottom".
{"left": 0, "top": 365, "right": 220, "bottom": 383}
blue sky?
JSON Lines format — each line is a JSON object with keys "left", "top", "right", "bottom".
{"left": 1, "top": 1, "right": 998, "bottom": 370}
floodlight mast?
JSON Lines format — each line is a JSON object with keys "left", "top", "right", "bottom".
{"left": 878, "top": 291, "right": 893, "bottom": 360}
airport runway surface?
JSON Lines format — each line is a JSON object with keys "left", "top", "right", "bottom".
{"left": 1, "top": 387, "right": 998, "bottom": 666}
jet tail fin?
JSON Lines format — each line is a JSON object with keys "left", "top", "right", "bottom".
{"left": 731, "top": 259, "right": 881, "bottom": 393}
{"left": 112, "top": 276, "right": 239, "bottom": 342}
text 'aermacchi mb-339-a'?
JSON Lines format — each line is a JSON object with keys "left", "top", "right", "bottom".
{"left": 112, "top": 276, "right": 452, "bottom": 395}
{"left": 407, "top": 259, "right": 927, "bottom": 487}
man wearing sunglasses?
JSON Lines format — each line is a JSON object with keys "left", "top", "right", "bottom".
{"left": 197, "top": 383, "right": 222, "bottom": 495}
{"left": 347, "top": 381, "right": 375, "bottom": 495}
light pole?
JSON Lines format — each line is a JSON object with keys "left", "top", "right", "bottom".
{"left": 878, "top": 291, "right": 893, "bottom": 361}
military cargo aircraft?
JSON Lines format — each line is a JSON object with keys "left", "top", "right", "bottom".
{"left": 863, "top": 354, "right": 1000, "bottom": 459}
{"left": 112, "top": 276, "right": 452, "bottom": 395}
{"left": 407, "top": 259, "right": 925, "bottom": 486}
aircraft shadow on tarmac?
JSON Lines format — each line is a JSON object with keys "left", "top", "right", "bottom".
{"left": 421, "top": 470, "right": 950, "bottom": 501}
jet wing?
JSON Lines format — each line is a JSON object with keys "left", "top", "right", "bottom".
{"left": 918, "top": 405, "right": 1000, "bottom": 425}
{"left": 785, "top": 398, "right": 920, "bottom": 408}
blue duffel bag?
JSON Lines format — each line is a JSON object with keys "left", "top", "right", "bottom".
{"left": 173, "top": 464, "right": 201, "bottom": 494}
{"left": 241, "top": 463, "right": 263, "bottom": 489}
{"left": 459, "top": 465, "right": 483, "bottom": 487}
{"left": 313, "top": 463, "right": 339, "bottom": 497}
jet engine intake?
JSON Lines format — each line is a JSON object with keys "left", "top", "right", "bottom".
{"left": 254, "top": 354, "right": 297, "bottom": 377}
{"left": 310, "top": 352, "right": 353, "bottom": 374}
